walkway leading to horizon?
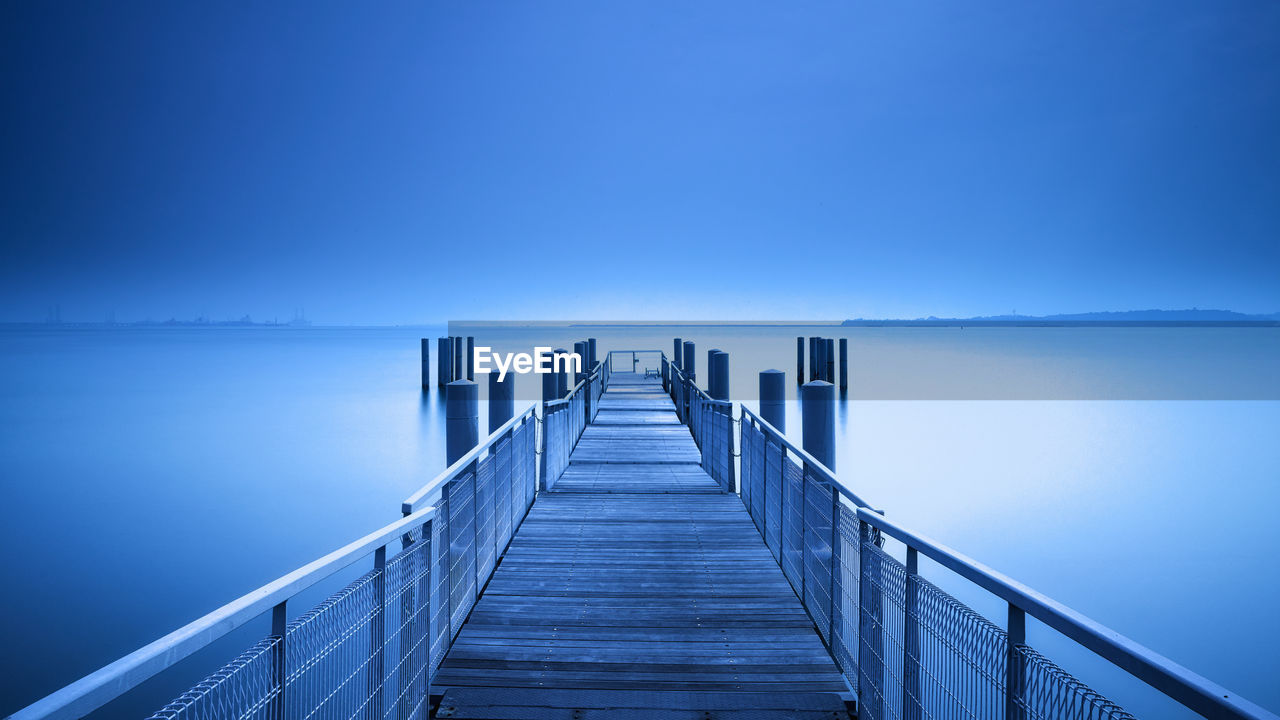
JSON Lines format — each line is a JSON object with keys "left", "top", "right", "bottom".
{"left": 431, "top": 373, "right": 850, "bottom": 719}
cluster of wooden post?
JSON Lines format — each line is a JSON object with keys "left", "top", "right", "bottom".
{"left": 795, "top": 335, "right": 848, "bottom": 390}
{"left": 425, "top": 335, "right": 479, "bottom": 391}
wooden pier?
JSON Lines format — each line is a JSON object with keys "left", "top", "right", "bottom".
{"left": 432, "top": 373, "right": 850, "bottom": 718}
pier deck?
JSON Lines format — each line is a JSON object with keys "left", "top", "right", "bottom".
{"left": 432, "top": 374, "right": 849, "bottom": 718}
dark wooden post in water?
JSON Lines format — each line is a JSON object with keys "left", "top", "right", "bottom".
{"left": 825, "top": 338, "right": 835, "bottom": 385}
{"left": 682, "top": 341, "right": 696, "bottom": 381}
{"left": 447, "top": 380, "right": 479, "bottom": 464}
{"left": 809, "top": 337, "right": 819, "bottom": 381}
{"left": 710, "top": 351, "right": 729, "bottom": 400}
{"left": 760, "top": 369, "right": 785, "bottom": 431}
{"left": 839, "top": 338, "right": 848, "bottom": 391}
{"left": 438, "top": 337, "right": 453, "bottom": 388}
{"left": 453, "top": 337, "right": 463, "bottom": 381}
{"left": 587, "top": 338, "right": 598, "bottom": 370}
{"left": 796, "top": 337, "right": 804, "bottom": 385}
{"left": 541, "top": 349, "right": 559, "bottom": 403}
{"left": 488, "top": 372, "right": 514, "bottom": 434}
{"left": 573, "top": 341, "right": 589, "bottom": 385}
{"left": 420, "top": 338, "right": 430, "bottom": 390}
{"left": 465, "top": 336, "right": 475, "bottom": 381}
{"left": 706, "top": 348, "right": 721, "bottom": 394}
{"left": 673, "top": 338, "right": 683, "bottom": 371}
{"left": 801, "top": 381, "right": 834, "bottom": 470}
{"left": 553, "top": 348, "right": 569, "bottom": 398}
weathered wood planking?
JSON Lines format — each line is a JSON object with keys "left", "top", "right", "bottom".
{"left": 434, "top": 374, "right": 849, "bottom": 718}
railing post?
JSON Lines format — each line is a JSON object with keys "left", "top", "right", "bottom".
{"left": 488, "top": 371, "right": 514, "bottom": 434}
{"left": 271, "top": 600, "right": 287, "bottom": 720}
{"left": 1007, "top": 604, "right": 1027, "bottom": 720}
{"left": 437, "top": 337, "right": 452, "bottom": 388}
{"left": 368, "top": 544, "right": 386, "bottom": 720}
{"left": 760, "top": 370, "right": 785, "bottom": 432}
{"left": 904, "top": 546, "right": 921, "bottom": 720}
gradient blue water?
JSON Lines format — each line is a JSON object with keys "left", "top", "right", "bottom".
{"left": 1, "top": 326, "right": 1276, "bottom": 716}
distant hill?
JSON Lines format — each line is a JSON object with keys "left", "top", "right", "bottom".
{"left": 843, "top": 309, "right": 1280, "bottom": 327}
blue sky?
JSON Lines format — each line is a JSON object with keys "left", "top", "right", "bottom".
{"left": 2, "top": 2, "right": 1278, "bottom": 323}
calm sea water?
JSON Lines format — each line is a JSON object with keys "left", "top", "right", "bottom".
{"left": 1, "top": 325, "right": 1276, "bottom": 717}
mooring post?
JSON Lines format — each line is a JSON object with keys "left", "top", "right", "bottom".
{"left": 682, "top": 341, "right": 696, "bottom": 381}
{"left": 446, "top": 380, "right": 479, "bottom": 465}
{"left": 573, "top": 341, "right": 589, "bottom": 385}
{"left": 673, "top": 338, "right": 683, "bottom": 371}
{"left": 453, "top": 337, "right": 463, "bottom": 381}
{"left": 710, "top": 351, "right": 729, "bottom": 400}
{"left": 465, "top": 337, "right": 475, "bottom": 381}
{"left": 796, "top": 337, "right": 804, "bottom": 385}
{"left": 707, "top": 348, "right": 721, "bottom": 393}
{"left": 554, "top": 347, "right": 569, "bottom": 398}
{"left": 760, "top": 370, "right": 785, "bottom": 432}
{"left": 801, "top": 381, "right": 835, "bottom": 471}
{"left": 488, "top": 371, "right": 514, "bottom": 434}
{"left": 541, "top": 349, "right": 559, "bottom": 403}
{"left": 438, "top": 337, "right": 452, "bottom": 388}
{"left": 420, "top": 338, "right": 430, "bottom": 390}
{"left": 809, "top": 337, "right": 818, "bottom": 381}
{"left": 839, "top": 338, "right": 848, "bottom": 391}
{"left": 587, "top": 338, "right": 598, "bottom": 370}
{"left": 825, "top": 338, "right": 835, "bottom": 384}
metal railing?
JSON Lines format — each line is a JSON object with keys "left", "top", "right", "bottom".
{"left": 10, "top": 407, "right": 540, "bottom": 720}
{"left": 539, "top": 359, "right": 607, "bottom": 491}
{"left": 663, "top": 355, "right": 735, "bottom": 493}
{"left": 737, "top": 404, "right": 1279, "bottom": 720}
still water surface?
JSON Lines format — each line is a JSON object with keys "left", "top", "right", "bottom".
{"left": 0, "top": 325, "right": 1276, "bottom": 716}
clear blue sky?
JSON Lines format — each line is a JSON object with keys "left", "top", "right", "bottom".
{"left": 2, "top": 2, "right": 1277, "bottom": 323}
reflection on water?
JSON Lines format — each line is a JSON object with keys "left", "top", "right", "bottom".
{"left": 0, "top": 325, "right": 1276, "bottom": 716}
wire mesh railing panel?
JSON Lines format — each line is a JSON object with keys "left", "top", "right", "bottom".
{"left": 493, "top": 436, "right": 512, "bottom": 554}
{"left": 781, "top": 456, "right": 805, "bottom": 595}
{"left": 859, "top": 542, "right": 908, "bottom": 720}
{"left": 741, "top": 420, "right": 762, "bottom": 530}
{"left": 1015, "top": 646, "right": 1138, "bottom": 720}
{"left": 909, "top": 571, "right": 1008, "bottom": 720}
{"left": 833, "top": 503, "right": 860, "bottom": 689}
{"left": 150, "top": 528, "right": 435, "bottom": 720}
{"left": 764, "top": 439, "right": 783, "bottom": 561}
{"left": 445, "top": 471, "right": 477, "bottom": 634}
{"left": 803, "top": 464, "right": 835, "bottom": 644}
{"left": 381, "top": 531, "right": 433, "bottom": 720}
{"left": 474, "top": 454, "right": 496, "bottom": 586}
{"left": 149, "top": 638, "right": 279, "bottom": 720}
{"left": 429, "top": 503, "right": 450, "bottom": 674}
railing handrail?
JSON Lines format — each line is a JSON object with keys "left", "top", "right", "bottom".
{"left": 740, "top": 404, "right": 877, "bottom": 509}
{"left": 401, "top": 405, "right": 536, "bottom": 514}
{"left": 856, "top": 507, "right": 1279, "bottom": 720}
{"left": 8, "top": 505, "right": 439, "bottom": 720}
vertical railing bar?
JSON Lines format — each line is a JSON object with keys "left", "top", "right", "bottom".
{"left": 367, "top": 544, "right": 386, "bottom": 720}
{"left": 271, "top": 599, "right": 287, "bottom": 720}
{"left": 904, "top": 545, "right": 921, "bottom": 720}
{"left": 1007, "top": 603, "right": 1027, "bottom": 720}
